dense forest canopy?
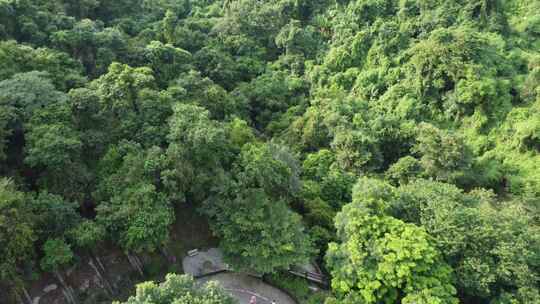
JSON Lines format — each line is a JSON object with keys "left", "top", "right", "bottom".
{"left": 0, "top": 0, "right": 539, "bottom": 303}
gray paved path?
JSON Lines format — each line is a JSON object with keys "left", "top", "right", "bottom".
{"left": 183, "top": 248, "right": 228, "bottom": 277}
{"left": 198, "top": 272, "right": 296, "bottom": 304}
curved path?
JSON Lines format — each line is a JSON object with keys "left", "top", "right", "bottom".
{"left": 198, "top": 272, "right": 296, "bottom": 304}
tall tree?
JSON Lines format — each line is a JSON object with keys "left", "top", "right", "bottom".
{"left": 0, "top": 179, "right": 35, "bottom": 293}
{"left": 91, "top": 62, "right": 172, "bottom": 146}
{"left": 164, "top": 103, "right": 230, "bottom": 203}
{"left": 205, "top": 143, "right": 313, "bottom": 273}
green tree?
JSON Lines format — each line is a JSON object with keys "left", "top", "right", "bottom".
{"left": 275, "top": 19, "right": 318, "bottom": 57}
{"left": 69, "top": 219, "right": 106, "bottom": 252}
{"left": 326, "top": 179, "right": 458, "bottom": 304}
{"left": 0, "top": 40, "right": 86, "bottom": 90}
{"left": 143, "top": 41, "right": 191, "bottom": 87}
{"left": 92, "top": 62, "right": 155, "bottom": 117}
{"left": 40, "top": 238, "right": 77, "bottom": 301}
{"left": 413, "top": 123, "right": 472, "bottom": 183}
{"left": 205, "top": 143, "right": 313, "bottom": 273}
{"left": 114, "top": 273, "right": 237, "bottom": 304}
{"left": 40, "top": 238, "right": 74, "bottom": 274}
{"left": 303, "top": 149, "right": 335, "bottom": 181}
{"left": 0, "top": 179, "right": 35, "bottom": 289}
{"left": 0, "top": 71, "right": 68, "bottom": 123}
{"left": 166, "top": 70, "right": 244, "bottom": 120}
{"left": 51, "top": 20, "right": 128, "bottom": 75}
{"left": 95, "top": 142, "right": 173, "bottom": 253}
{"left": 209, "top": 187, "right": 313, "bottom": 274}
{"left": 63, "top": 0, "right": 100, "bottom": 19}
{"left": 194, "top": 46, "right": 242, "bottom": 90}
{"left": 385, "top": 156, "right": 423, "bottom": 185}
{"left": 228, "top": 118, "right": 256, "bottom": 150}
{"left": 91, "top": 62, "right": 172, "bottom": 146}
{"left": 30, "top": 191, "right": 81, "bottom": 240}
{"left": 0, "top": 72, "right": 73, "bottom": 177}
{"left": 162, "top": 9, "right": 178, "bottom": 44}
{"left": 0, "top": 105, "right": 12, "bottom": 162}
{"left": 233, "top": 70, "right": 308, "bottom": 132}
{"left": 164, "top": 103, "right": 230, "bottom": 203}
{"left": 24, "top": 101, "right": 81, "bottom": 155}
{"left": 24, "top": 100, "right": 89, "bottom": 201}
{"left": 391, "top": 180, "right": 540, "bottom": 302}
{"left": 215, "top": 0, "right": 290, "bottom": 53}
{"left": 96, "top": 183, "right": 174, "bottom": 253}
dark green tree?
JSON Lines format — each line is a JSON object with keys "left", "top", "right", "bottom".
{"left": 95, "top": 142, "right": 173, "bottom": 253}
{"left": 164, "top": 103, "right": 230, "bottom": 203}
{"left": 205, "top": 143, "right": 313, "bottom": 273}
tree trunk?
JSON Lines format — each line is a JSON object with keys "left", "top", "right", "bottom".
{"left": 95, "top": 255, "right": 106, "bottom": 272}
{"left": 88, "top": 256, "right": 114, "bottom": 295}
{"left": 21, "top": 285, "right": 32, "bottom": 304}
{"left": 134, "top": 254, "right": 144, "bottom": 272}
{"left": 14, "top": 289, "right": 26, "bottom": 304}
{"left": 54, "top": 270, "right": 77, "bottom": 304}
{"left": 93, "top": 253, "right": 115, "bottom": 293}
{"left": 125, "top": 252, "right": 144, "bottom": 277}
{"left": 61, "top": 288, "right": 77, "bottom": 304}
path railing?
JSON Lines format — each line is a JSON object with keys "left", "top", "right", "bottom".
{"left": 287, "top": 269, "right": 329, "bottom": 287}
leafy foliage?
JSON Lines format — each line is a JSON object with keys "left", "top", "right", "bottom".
{"left": 40, "top": 238, "right": 74, "bottom": 273}
{"left": 205, "top": 143, "right": 313, "bottom": 273}
{"left": 0, "top": 179, "right": 35, "bottom": 285}
{"left": 95, "top": 142, "right": 173, "bottom": 253}
{"left": 0, "top": 0, "right": 538, "bottom": 303}
{"left": 326, "top": 179, "right": 458, "bottom": 304}
{"left": 114, "top": 274, "right": 237, "bottom": 304}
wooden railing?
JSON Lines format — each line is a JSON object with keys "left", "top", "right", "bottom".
{"left": 287, "top": 269, "right": 329, "bottom": 287}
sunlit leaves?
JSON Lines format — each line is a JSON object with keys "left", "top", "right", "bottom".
{"left": 326, "top": 196, "right": 458, "bottom": 304}
{"left": 114, "top": 274, "right": 237, "bottom": 304}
